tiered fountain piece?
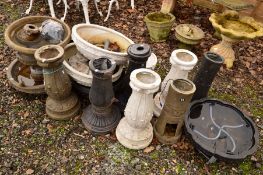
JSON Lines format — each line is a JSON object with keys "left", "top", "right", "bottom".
{"left": 5, "top": 16, "right": 70, "bottom": 94}
{"left": 35, "top": 45, "right": 80, "bottom": 120}
{"left": 154, "top": 49, "right": 198, "bottom": 117}
{"left": 116, "top": 68, "right": 161, "bottom": 149}
{"left": 209, "top": 10, "right": 263, "bottom": 68}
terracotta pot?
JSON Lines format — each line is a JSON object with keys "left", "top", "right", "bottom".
{"left": 35, "top": 45, "right": 80, "bottom": 120}
{"left": 154, "top": 49, "right": 197, "bottom": 117}
{"left": 154, "top": 79, "right": 196, "bottom": 144}
{"left": 116, "top": 68, "right": 161, "bottom": 149}
{"left": 81, "top": 57, "right": 121, "bottom": 134}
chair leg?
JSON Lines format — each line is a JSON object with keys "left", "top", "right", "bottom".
{"left": 94, "top": 0, "right": 103, "bottom": 16}
{"left": 25, "top": 0, "right": 34, "bottom": 14}
{"left": 131, "top": 0, "right": 134, "bottom": 9}
{"left": 61, "top": 0, "right": 69, "bottom": 21}
{"left": 80, "top": 0, "right": 90, "bottom": 24}
{"left": 48, "top": 0, "right": 56, "bottom": 18}
{"left": 104, "top": 0, "right": 119, "bottom": 22}
{"left": 56, "top": 0, "right": 61, "bottom": 5}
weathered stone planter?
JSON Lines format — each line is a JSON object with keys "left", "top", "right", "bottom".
{"left": 154, "top": 49, "right": 198, "bottom": 117}
{"left": 116, "top": 44, "right": 152, "bottom": 112}
{"left": 209, "top": 10, "right": 263, "bottom": 68}
{"left": 72, "top": 23, "right": 134, "bottom": 65}
{"left": 191, "top": 52, "right": 224, "bottom": 102}
{"left": 154, "top": 79, "right": 196, "bottom": 144}
{"left": 144, "top": 12, "right": 175, "bottom": 42}
{"left": 175, "top": 24, "right": 204, "bottom": 50}
{"left": 4, "top": 16, "right": 71, "bottom": 94}
{"left": 81, "top": 57, "right": 121, "bottom": 134}
{"left": 116, "top": 68, "right": 161, "bottom": 149}
{"left": 35, "top": 45, "right": 80, "bottom": 120}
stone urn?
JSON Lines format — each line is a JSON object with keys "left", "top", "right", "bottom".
{"left": 154, "top": 79, "right": 196, "bottom": 144}
{"left": 116, "top": 68, "right": 161, "bottom": 149}
{"left": 5, "top": 16, "right": 71, "bottom": 94}
{"left": 209, "top": 10, "right": 263, "bottom": 68}
{"left": 191, "top": 52, "right": 224, "bottom": 102}
{"left": 81, "top": 57, "right": 121, "bottom": 134}
{"left": 116, "top": 44, "right": 152, "bottom": 112}
{"left": 144, "top": 12, "right": 175, "bottom": 42}
{"left": 175, "top": 24, "right": 204, "bottom": 50}
{"left": 35, "top": 45, "right": 80, "bottom": 120}
{"left": 154, "top": 49, "right": 198, "bottom": 117}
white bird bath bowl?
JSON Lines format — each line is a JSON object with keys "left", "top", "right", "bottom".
{"left": 72, "top": 23, "right": 134, "bottom": 65}
{"left": 63, "top": 43, "right": 124, "bottom": 87}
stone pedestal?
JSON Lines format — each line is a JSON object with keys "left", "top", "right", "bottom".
{"left": 161, "top": 0, "right": 177, "bottom": 13}
{"left": 116, "top": 44, "right": 151, "bottom": 112}
{"left": 154, "top": 79, "right": 196, "bottom": 144}
{"left": 81, "top": 57, "right": 121, "bottom": 134}
{"left": 116, "top": 68, "right": 161, "bottom": 149}
{"left": 210, "top": 34, "right": 237, "bottom": 68}
{"left": 191, "top": 52, "right": 224, "bottom": 102}
{"left": 35, "top": 45, "right": 80, "bottom": 120}
{"left": 153, "top": 49, "right": 197, "bottom": 117}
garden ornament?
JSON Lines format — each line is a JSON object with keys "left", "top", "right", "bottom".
{"left": 154, "top": 79, "right": 196, "bottom": 144}
{"left": 191, "top": 52, "right": 224, "bottom": 102}
{"left": 35, "top": 45, "right": 81, "bottom": 120}
{"left": 154, "top": 49, "right": 197, "bottom": 117}
{"left": 116, "top": 68, "right": 161, "bottom": 149}
{"left": 81, "top": 57, "right": 121, "bottom": 134}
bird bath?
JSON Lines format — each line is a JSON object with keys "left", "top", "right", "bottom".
{"left": 63, "top": 43, "right": 124, "bottom": 87}
{"left": 5, "top": 16, "right": 71, "bottom": 94}
{"left": 72, "top": 24, "right": 134, "bottom": 65}
{"left": 175, "top": 24, "right": 204, "bottom": 50}
{"left": 209, "top": 10, "right": 263, "bottom": 68}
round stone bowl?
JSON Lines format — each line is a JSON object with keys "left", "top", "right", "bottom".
{"left": 72, "top": 23, "right": 134, "bottom": 65}
{"left": 5, "top": 16, "right": 71, "bottom": 65}
{"left": 63, "top": 43, "right": 124, "bottom": 87}
{"left": 6, "top": 59, "right": 45, "bottom": 94}
{"left": 175, "top": 24, "right": 204, "bottom": 45}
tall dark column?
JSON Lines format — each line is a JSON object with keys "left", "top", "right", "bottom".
{"left": 117, "top": 44, "right": 151, "bottom": 111}
{"left": 191, "top": 52, "right": 224, "bottom": 101}
{"left": 81, "top": 57, "right": 121, "bottom": 134}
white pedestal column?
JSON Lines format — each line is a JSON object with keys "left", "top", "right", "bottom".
{"left": 153, "top": 49, "right": 198, "bottom": 117}
{"left": 116, "top": 68, "right": 161, "bottom": 149}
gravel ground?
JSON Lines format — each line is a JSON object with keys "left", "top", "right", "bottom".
{"left": 0, "top": 0, "right": 262, "bottom": 174}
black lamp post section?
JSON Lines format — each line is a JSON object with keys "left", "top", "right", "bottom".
{"left": 116, "top": 44, "right": 151, "bottom": 112}
{"left": 191, "top": 52, "right": 224, "bottom": 101}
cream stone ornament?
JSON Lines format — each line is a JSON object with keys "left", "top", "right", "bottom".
{"left": 116, "top": 68, "right": 161, "bottom": 150}
{"left": 153, "top": 49, "right": 197, "bottom": 117}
